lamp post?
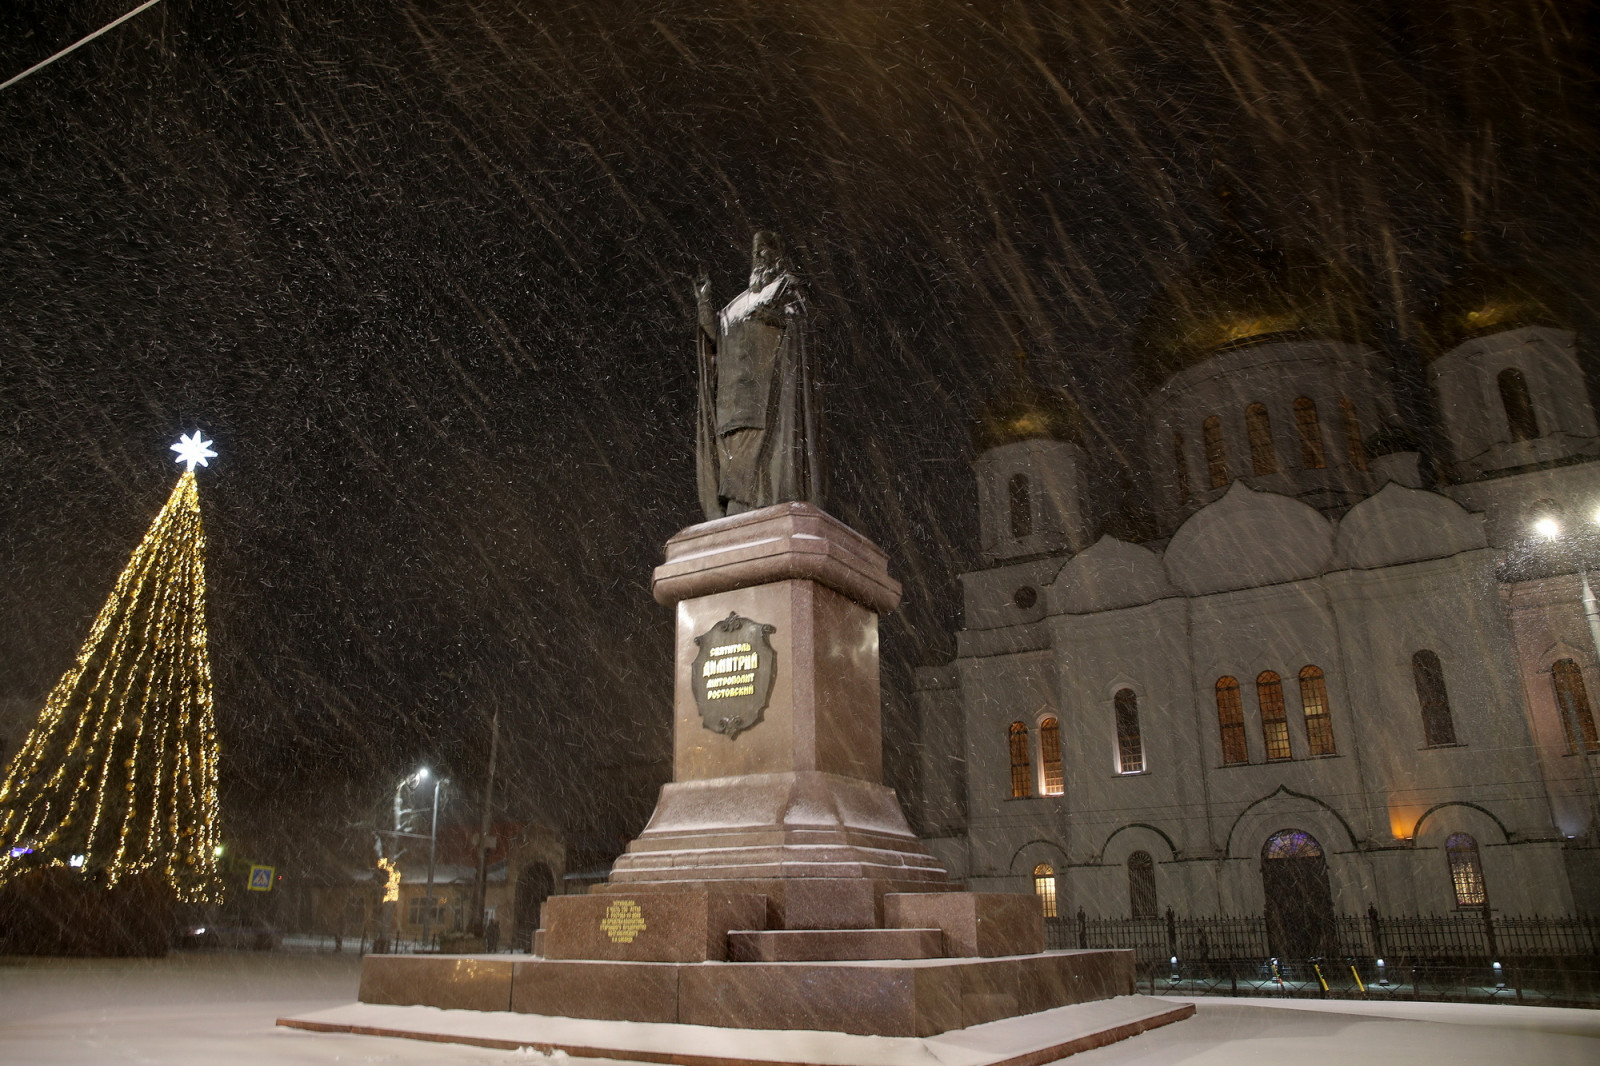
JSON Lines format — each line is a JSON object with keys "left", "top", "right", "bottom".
{"left": 1533, "top": 511, "right": 1600, "bottom": 844}
{"left": 422, "top": 774, "right": 449, "bottom": 949}
{"left": 388, "top": 768, "right": 427, "bottom": 949}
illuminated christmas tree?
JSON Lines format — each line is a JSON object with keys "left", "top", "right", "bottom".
{"left": 0, "top": 433, "right": 224, "bottom": 903}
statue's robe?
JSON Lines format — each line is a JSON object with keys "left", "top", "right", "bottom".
{"left": 696, "top": 272, "right": 822, "bottom": 520}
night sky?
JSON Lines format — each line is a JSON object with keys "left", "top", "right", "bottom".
{"left": 2, "top": 1, "right": 1596, "bottom": 868}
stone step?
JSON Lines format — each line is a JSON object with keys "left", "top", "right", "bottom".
{"left": 727, "top": 927, "right": 943, "bottom": 962}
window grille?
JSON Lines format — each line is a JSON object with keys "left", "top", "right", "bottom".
{"left": 1294, "top": 397, "right": 1326, "bottom": 469}
{"left": 1114, "top": 689, "right": 1144, "bottom": 774}
{"left": 1009, "top": 721, "right": 1032, "bottom": 798}
{"left": 1446, "top": 833, "right": 1487, "bottom": 908}
{"left": 1039, "top": 716, "right": 1064, "bottom": 795}
{"left": 1172, "top": 431, "right": 1191, "bottom": 506}
{"left": 1008, "top": 473, "right": 1032, "bottom": 539}
{"left": 1202, "top": 416, "right": 1229, "bottom": 488}
{"left": 1216, "top": 676, "right": 1249, "bottom": 764}
{"left": 1339, "top": 397, "right": 1368, "bottom": 470}
{"left": 1298, "top": 665, "right": 1336, "bottom": 756}
{"left": 1257, "top": 671, "right": 1292, "bottom": 761}
{"left": 1246, "top": 403, "right": 1278, "bottom": 475}
{"left": 1033, "top": 863, "right": 1058, "bottom": 918}
{"left": 1412, "top": 650, "right": 1457, "bottom": 746}
{"left": 1127, "top": 851, "right": 1157, "bottom": 918}
{"left": 1497, "top": 367, "right": 1540, "bottom": 442}
{"left": 1553, "top": 658, "right": 1600, "bottom": 754}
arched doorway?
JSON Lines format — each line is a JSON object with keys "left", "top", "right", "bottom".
{"left": 1260, "top": 829, "right": 1336, "bottom": 960}
{"left": 514, "top": 862, "right": 554, "bottom": 951}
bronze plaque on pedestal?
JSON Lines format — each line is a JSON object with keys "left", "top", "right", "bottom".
{"left": 692, "top": 612, "right": 776, "bottom": 738}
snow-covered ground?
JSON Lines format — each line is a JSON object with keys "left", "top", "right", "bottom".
{"left": 0, "top": 951, "right": 1596, "bottom": 1065}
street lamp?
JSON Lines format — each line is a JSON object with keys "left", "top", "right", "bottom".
{"left": 386, "top": 768, "right": 431, "bottom": 950}
{"left": 422, "top": 775, "right": 450, "bottom": 950}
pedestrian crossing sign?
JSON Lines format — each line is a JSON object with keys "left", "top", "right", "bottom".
{"left": 248, "top": 864, "right": 275, "bottom": 892}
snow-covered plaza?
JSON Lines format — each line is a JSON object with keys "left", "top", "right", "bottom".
{"left": 1, "top": 951, "right": 1597, "bottom": 1065}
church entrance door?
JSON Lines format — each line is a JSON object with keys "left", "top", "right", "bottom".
{"left": 1260, "top": 829, "right": 1336, "bottom": 961}
{"left": 514, "top": 862, "right": 554, "bottom": 951}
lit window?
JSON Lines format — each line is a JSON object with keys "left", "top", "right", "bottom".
{"left": 1298, "top": 665, "right": 1336, "bottom": 756}
{"left": 1009, "top": 722, "right": 1032, "bottom": 798}
{"left": 1412, "top": 650, "right": 1457, "bottom": 746}
{"left": 1216, "top": 676, "right": 1249, "bottom": 765}
{"left": 1246, "top": 403, "right": 1278, "bottom": 475}
{"left": 1339, "top": 397, "right": 1368, "bottom": 471}
{"left": 1172, "top": 431, "right": 1191, "bottom": 506}
{"left": 1115, "top": 689, "right": 1144, "bottom": 774}
{"left": 1033, "top": 863, "right": 1058, "bottom": 918}
{"left": 1128, "top": 851, "right": 1157, "bottom": 918}
{"left": 1263, "top": 828, "right": 1323, "bottom": 860}
{"left": 1446, "top": 833, "right": 1487, "bottom": 908}
{"left": 1258, "top": 671, "right": 1292, "bottom": 761}
{"left": 1039, "top": 716, "right": 1064, "bottom": 796}
{"left": 1203, "top": 416, "right": 1229, "bottom": 488}
{"left": 1552, "top": 658, "right": 1600, "bottom": 754}
{"left": 1009, "top": 474, "right": 1032, "bottom": 539}
{"left": 1497, "top": 367, "right": 1540, "bottom": 442}
{"left": 1294, "top": 397, "right": 1326, "bottom": 470}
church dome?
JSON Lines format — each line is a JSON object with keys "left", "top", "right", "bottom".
{"left": 1134, "top": 219, "right": 1374, "bottom": 393}
{"left": 972, "top": 354, "right": 1084, "bottom": 452}
{"left": 1423, "top": 249, "right": 1571, "bottom": 360}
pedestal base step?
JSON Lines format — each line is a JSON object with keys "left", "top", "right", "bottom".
{"left": 727, "top": 927, "right": 942, "bottom": 962}
{"left": 279, "top": 994, "right": 1194, "bottom": 1066}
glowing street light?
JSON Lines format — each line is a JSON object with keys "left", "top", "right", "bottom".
{"left": 1534, "top": 516, "right": 1561, "bottom": 540}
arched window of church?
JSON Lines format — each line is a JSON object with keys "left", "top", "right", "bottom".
{"left": 1446, "top": 833, "right": 1487, "bottom": 909}
{"left": 1114, "top": 689, "right": 1144, "bottom": 774}
{"left": 1216, "top": 676, "right": 1249, "bottom": 764}
{"left": 1172, "top": 431, "right": 1191, "bottom": 506}
{"left": 1339, "top": 397, "right": 1368, "bottom": 470}
{"left": 1497, "top": 367, "right": 1540, "bottom": 442}
{"left": 1033, "top": 863, "right": 1058, "bottom": 918}
{"left": 1127, "top": 851, "right": 1157, "bottom": 918}
{"left": 1246, "top": 403, "right": 1278, "bottom": 475}
{"left": 1412, "top": 650, "right": 1457, "bottom": 747}
{"left": 1298, "top": 665, "right": 1336, "bottom": 756}
{"left": 1293, "top": 397, "right": 1327, "bottom": 470}
{"left": 1039, "top": 716, "right": 1064, "bottom": 796}
{"left": 1008, "top": 474, "right": 1032, "bottom": 539}
{"left": 1202, "top": 416, "right": 1229, "bottom": 489}
{"left": 1008, "top": 722, "right": 1032, "bottom": 798}
{"left": 1257, "top": 671, "right": 1292, "bottom": 760}
{"left": 1552, "top": 658, "right": 1600, "bottom": 754}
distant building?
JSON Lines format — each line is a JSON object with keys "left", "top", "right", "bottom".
{"left": 915, "top": 228, "right": 1600, "bottom": 941}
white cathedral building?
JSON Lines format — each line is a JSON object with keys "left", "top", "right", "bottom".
{"left": 913, "top": 231, "right": 1600, "bottom": 939}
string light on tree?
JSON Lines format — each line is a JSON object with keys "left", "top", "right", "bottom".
{"left": 0, "top": 433, "right": 224, "bottom": 902}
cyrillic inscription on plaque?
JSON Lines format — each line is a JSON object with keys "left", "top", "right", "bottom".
{"left": 691, "top": 612, "right": 776, "bottom": 738}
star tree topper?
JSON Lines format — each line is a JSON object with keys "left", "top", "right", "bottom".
{"left": 170, "top": 431, "right": 217, "bottom": 472}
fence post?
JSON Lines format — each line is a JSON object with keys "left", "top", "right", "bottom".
{"left": 1077, "top": 907, "right": 1087, "bottom": 950}
{"left": 1481, "top": 907, "right": 1498, "bottom": 962}
{"left": 1166, "top": 907, "right": 1177, "bottom": 959}
{"left": 1367, "top": 903, "right": 1382, "bottom": 960}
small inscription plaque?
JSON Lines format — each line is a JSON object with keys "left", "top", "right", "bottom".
{"left": 691, "top": 612, "right": 776, "bottom": 739}
{"left": 600, "top": 898, "right": 646, "bottom": 943}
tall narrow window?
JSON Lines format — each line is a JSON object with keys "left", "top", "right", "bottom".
{"left": 1339, "top": 397, "right": 1368, "bottom": 471}
{"left": 1114, "top": 689, "right": 1144, "bottom": 774}
{"left": 1298, "top": 665, "right": 1336, "bottom": 756}
{"left": 1216, "top": 676, "right": 1249, "bottom": 764}
{"left": 1294, "top": 397, "right": 1326, "bottom": 470}
{"left": 1498, "top": 367, "right": 1540, "bottom": 442}
{"left": 1039, "top": 716, "right": 1064, "bottom": 796}
{"left": 1202, "top": 416, "right": 1229, "bottom": 488}
{"left": 1033, "top": 863, "right": 1058, "bottom": 918}
{"left": 1128, "top": 851, "right": 1157, "bottom": 918}
{"left": 1552, "top": 658, "right": 1600, "bottom": 754}
{"left": 1446, "top": 833, "right": 1487, "bottom": 909}
{"left": 1246, "top": 403, "right": 1278, "bottom": 475}
{"left": 1172, "top": 431, "right": 1191, "bottom": 506}
{"left": 1008, "top": 474, "right": 1032, "bottom": 539}
{"left": 1412, "top": 650, "right": 1457, "bottom": 746}
{"left": 1258, "top": 671, "right": 1292, "bottom": 760}
{"left": 1009, "top": 722, "right": 1032, "bottom": 798}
